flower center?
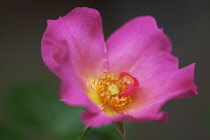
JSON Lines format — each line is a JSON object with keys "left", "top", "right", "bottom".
{"left": 90, "top": 71, "right": 139, "bottom": 115}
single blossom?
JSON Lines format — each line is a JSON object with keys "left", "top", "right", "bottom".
{"left": 41, "top": 7, "right": 198, "bottom": 127}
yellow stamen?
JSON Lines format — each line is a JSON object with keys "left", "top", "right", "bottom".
{"left": 89, "top": 71, "right": 139, "bottom": 115}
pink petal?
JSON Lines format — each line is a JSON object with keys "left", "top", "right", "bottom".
{"left": 60, "top": 63, "right": 90, "bottom": 106}
{"left": 51, "top": 42, "right": 92, "bottom": 106}
{"left": 126, "top": 63, "right": 197, "bottom": 121}
{"left": 81, "top": 109, "right": 124, "bottom": 127}
{"left": 106, "top": 16, "right": 174, "bottom": 76}
{"left": 131, "top": 50, "right": 178, "bottom": 82}
{"left": 41, "top": 7, "right": 107, "bottom": 79}
{"left": 60, "top": 64, "right": 104, "bottom": 109}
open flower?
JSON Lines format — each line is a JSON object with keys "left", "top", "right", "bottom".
{"left": 41, "top": 7, "right": 198, "bottom": 127}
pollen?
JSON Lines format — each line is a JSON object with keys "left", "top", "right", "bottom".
{"left": 108, "top": 84, "right": 119, "bottom": 95}
{"left": 90, "top": 71, "right": 139, "bottom": 114}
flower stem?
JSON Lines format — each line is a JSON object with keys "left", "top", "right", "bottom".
{"left": 77, "top": 126, "right": 91, "bottom": 140}
{"left": 113, "top": 122, "right": 126, "bottom": 140}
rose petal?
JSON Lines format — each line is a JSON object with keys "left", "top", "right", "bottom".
{"left": 41, "top": 7, "right": 107, "bottom": 79}
{"left": 81, "top": 109, "right": 123, "bottom": 127}
{"left": 131, "top": 50, "right": 178, "bottom": 82}
{"left": 50, "top": 42, "right": 90, "bottom": 106}
{"left": 59, "top": 65, "right": 86, "bottom": 107}
{"left": 106, "top": 16, "right": 172, "bottom": 74}
{"left": 126, "top": 63, "right": 197, "bottom": 121}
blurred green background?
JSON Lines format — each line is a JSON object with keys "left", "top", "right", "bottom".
{"left": 1, "top": 0, "right": 210, "bottom": 139}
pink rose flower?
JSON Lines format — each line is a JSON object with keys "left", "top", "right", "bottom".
{"left": 41, "top": 7, "right": 198, "bottom": 127}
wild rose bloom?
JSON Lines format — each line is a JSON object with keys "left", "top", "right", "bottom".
{"left": 41, "top": 7, "right": 198, "bottom": 127}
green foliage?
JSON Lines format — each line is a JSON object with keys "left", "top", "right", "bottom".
{"left": 0, "top": 123, "right": 25, "bottom": 140}
{"left": 0, "top": 82, "right": 134, "bottom": 140}
{"left": 4, "top": 82, "right": 84, "bottom": 140}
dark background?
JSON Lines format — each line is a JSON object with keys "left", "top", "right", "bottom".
{"left": 1, "top": 0, "right": 210, "bottom": 140}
